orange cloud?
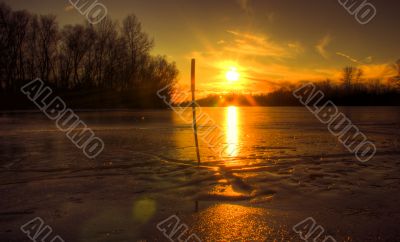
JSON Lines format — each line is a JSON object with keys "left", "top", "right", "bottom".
{"left": 359, "top": 63, "right": 396, "bottom": 79}
{"left": 64, "top": 4, "right": 75, "bottom": 12}
{"left": 316, "top": 34, "right": 331, "bottom": 59}
{"left": 224, "top": 30, "right": 300, "bottom": 58}
{"left": 180, "top": 30, "right": 396, "bottom": 96}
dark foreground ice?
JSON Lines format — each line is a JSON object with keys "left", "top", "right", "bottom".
{"left": 1, "top": 107, "right": 400, "bottom": 241}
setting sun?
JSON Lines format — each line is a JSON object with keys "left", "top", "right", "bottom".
{"left": 226, "top": 67, "right": 240, "bottom": 82}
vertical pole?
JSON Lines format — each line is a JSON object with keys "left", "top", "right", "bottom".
{"left": 191, "top": 59, "right": 201, "bottom": 165}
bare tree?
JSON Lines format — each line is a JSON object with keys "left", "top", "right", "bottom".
{"left": 91, "top": 17, "right": 118, "bottom": 88}
{"left": 122, "top": 14, "right": 154, "bottom": 88}
{"left": 342, "top": 66, "right": 362, "bottom": 92}
{"left": 25, "top": 15, "right": 40, "bottom": 81}
{"left": 0, "top": 3, "right": 179, "bottom": 107}
{"left": 0, "top": 5, "right": 29, "bottom": 90}
{"left": 394, "top": 59, "right": 400, "bottom": 88}
{"left": 355, "top": 68, "right": 363, "bottom": 84}
{"left": 37, "top": 15, "right": 58, "bottom": 83}
{"left": 60, "top": 25, "right": 93, "bottom": 87}
{"left": 0, "top": 2, "right": 13, "bottom": 91}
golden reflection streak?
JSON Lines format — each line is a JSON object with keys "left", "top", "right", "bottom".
{"left": 226, "top": 106, "right": 239, "bottom": 157}
{"left": 191, "top": 204, "right": 293, "bottom": 241}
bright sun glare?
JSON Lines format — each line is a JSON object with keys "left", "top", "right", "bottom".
{"left": 226, "top": 67, "right": 239, "bottom": 82}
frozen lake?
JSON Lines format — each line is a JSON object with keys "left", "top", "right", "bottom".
{"left": 1, "top": 107, "right": 400, "bottom": 241}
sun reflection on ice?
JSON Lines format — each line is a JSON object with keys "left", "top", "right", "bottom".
{"left": 225, "top": 106, "right": 239, "bottom": 157}
{"left": 190, "top": 204, "right": 293, "bottom": 241}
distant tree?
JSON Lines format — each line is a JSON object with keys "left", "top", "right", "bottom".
{"left": 60, "top": 25, "right": 93, "bottom": 87}
{"left": 25, "top": 15, "right": 40, "bottom": 81}
{"left": 0, "top": 4, "right": 31, "bottom": 91}
{"left": 37, "top": 15, "right": 58, "bottom": 83}
{"left": 122, "top": 14, "right": 154, "bottom": 88}
{"left": 319, "top": 79, "right": 332, "bottom": 92}
{"left": 354, "top": 68, "right": 363, "bottom": 84}
{"left": 393, "top": 59, "right": 400, "bottom": 88}
{"left": 92, "top": 17, "right": 118, "bottom": 88}
{"left": 0, "top": 2, "right": 13, "bottom": 91}
{"left": 13, "top": 10, "right": 30, "bottom": 85}
{"left": 342, "top": 66, "right": 354, "bottom": 91}
{"left": 341, "top": 66, "right": 363, "bottom": 92}
{"left": 80, "top": 24, "right": 96, "bottom": 87}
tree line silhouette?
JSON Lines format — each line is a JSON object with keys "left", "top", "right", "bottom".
{"left": 0, "top": 2, "right": 178, "bottom": 108}
{"left": 195, "top": 64, "right": 400, "bottom": 106}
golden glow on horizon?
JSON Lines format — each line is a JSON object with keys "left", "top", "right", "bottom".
{"left": 226, "top": 67, "right": 240, "bottom": 82}
{"left": 226, "top": 106, "right": 239, "bottom": 157}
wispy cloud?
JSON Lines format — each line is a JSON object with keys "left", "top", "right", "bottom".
{"left": 236, "top": 0, "right": 252, "bottom": 13}
{"left": 316, "top": 34, "right": 331, "bottom": 59}
{"left": 64, "top": 4, "right": 75, "bottom": 12}
{"left": 336, "top": 52, "right": 362, "bottom": 64}
{"left": 182, "top": 31, "right": 395, "bottom": 94}
{"left": 183, "top": 30, "right": 338, "bottom": 94}
{"left": 336, "top": 52, "right": 375, "bottom": 66}
{"left": 243, "top": 60, "right": 340, "bottom": 84}
{"left": 364, "top": 56, "right": 373, "bottom": 63}
{"left": 288, "top": 41, "right": 305, "bottom": 54}
{"left": 224, "top": 30, "right": 297, "bottom": 58}
{"left": 189, "top": 49, "right": 341, "bottom": 93}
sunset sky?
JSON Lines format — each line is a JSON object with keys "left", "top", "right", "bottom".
{"left": 4, "top": 0, "right": 400, "bottom": 95}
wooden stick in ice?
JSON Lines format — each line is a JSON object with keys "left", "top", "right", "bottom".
{"left": 191, "top": 59, "right": 201, "bottom": 165}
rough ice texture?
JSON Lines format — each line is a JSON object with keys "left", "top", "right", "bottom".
{"left": 0, "top": 107, "right": 399, "bottom": 241}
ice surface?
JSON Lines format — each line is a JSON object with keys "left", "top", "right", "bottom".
{"left": 1, "top": 107, "right": 400, "bottom": 241}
